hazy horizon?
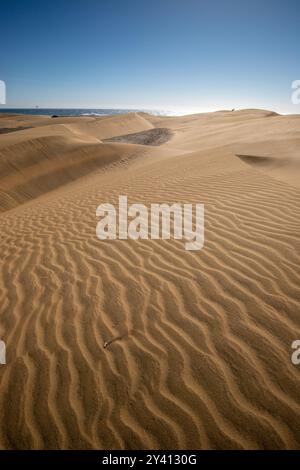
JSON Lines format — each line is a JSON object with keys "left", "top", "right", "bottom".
{"left": 0, "top": 106, "right": 296, "bottom": 117}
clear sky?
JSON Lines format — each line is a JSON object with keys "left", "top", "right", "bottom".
{"left": 1, "top": 0, "right": 299, "bottom": 113}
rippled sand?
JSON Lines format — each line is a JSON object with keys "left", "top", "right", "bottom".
{"left": 0, "top": 109, "right": 300, "bottom": 449}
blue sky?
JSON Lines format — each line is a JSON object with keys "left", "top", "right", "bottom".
{"left": 1, "top": 0, "right": 299, "bottom": 113}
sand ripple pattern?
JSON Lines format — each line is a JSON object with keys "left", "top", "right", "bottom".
{"left": 0, "top": 110, "right": 300, "bottom": 449}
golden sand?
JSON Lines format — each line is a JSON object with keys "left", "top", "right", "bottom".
{"left": 0, "top": 109, "right": 299, "bottom": 449}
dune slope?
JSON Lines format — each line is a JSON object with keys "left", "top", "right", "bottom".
{"left": 0, "top": 110, "right": 300, "bottom": 449}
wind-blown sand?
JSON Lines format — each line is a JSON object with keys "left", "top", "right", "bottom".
{"left": 0, "top": 109, "right": 300, "bottom": 449}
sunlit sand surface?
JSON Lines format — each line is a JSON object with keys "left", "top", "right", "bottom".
{"left": 0, "top": 109, "right": 300, "bottom": 449}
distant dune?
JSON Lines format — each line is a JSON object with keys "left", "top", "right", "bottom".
{"left": 0, "top": 109, "right": 300, "bottom": 449}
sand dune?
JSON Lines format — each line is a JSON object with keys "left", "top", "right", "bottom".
{"left": 0, "top": 110, "right": 300, "bottom": 449}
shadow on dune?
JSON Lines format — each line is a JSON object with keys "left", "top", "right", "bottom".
{"left": 236, "top": 154, "right": 275, "bottom": 166}
{"left": 104, "top": 127, "right": 173, "bottom": 146}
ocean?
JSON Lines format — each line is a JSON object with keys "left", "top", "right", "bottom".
{"left": 0, "top": 108, "right": 180, "bottom": 117}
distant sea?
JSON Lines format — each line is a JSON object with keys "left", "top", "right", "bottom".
{"left": 0, "top": 108, "right": 181, "bottom": 117}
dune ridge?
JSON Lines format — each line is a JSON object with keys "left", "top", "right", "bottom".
{"left": 0, "top": 110, "right": 300, "bottom": 449}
